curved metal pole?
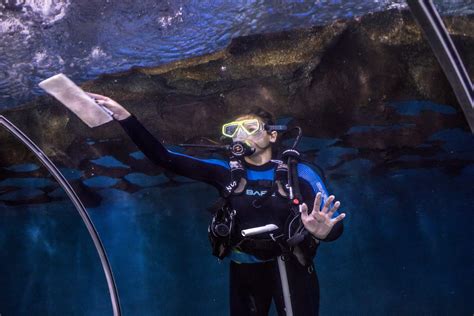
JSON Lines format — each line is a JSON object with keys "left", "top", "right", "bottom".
{"left": 407, "top": 0, "right": 474, "bottom": 132}
{"left": 0, "top": 115, "right": 122, "bottom": 316}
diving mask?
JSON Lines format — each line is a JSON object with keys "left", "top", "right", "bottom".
{"left": 222, "top": 119, "right": 263, "bottom": 138}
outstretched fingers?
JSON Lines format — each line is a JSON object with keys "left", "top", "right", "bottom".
{"left": 330, "top": 212, "right": 346, "bottom": 224}
{"left": 312, "top": 192, "right": 322, "bottom": 214}
{"left": 327, "top": 200, "right": 341, "bottom": 218}
{"left": 322, "top": 195, "right": 335, "bottom": 213}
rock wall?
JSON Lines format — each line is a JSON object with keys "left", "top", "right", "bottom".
{"left": 0, "top": 9, "right": 472, "bottom": 168}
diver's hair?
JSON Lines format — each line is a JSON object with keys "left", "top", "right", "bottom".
{"left": 233, "top": 106, "right": 275, "bottom": 126}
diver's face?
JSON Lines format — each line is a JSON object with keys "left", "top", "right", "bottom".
{"left": 231, "top": 115, "right": 277, "bottom": 155}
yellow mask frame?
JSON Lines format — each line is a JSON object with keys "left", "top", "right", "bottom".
{"left": 222, "top": 119, "right": 262, "bottom": 138}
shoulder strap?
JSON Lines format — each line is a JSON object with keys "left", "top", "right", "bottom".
{"left": 281, "top": 149, "right": 303, "bottom": 205}
{"left": 279, "top": 149, "right": 310, "bottom": 247}
{"left": 222, "top": 158, "right": 247, "bottom": 198}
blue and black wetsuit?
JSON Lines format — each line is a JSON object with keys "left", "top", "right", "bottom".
{"left": 119, "top": 115, "right": 343, "bottom": 316}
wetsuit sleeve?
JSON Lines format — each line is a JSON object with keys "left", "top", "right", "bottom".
{"left": 118, "top": 114, "right": 229, "bottom": 189}
{"left": 297, "top": 164, "right": 344, "bottom": 242}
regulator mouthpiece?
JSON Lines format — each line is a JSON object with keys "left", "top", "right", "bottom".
{"left": 230, "top": 141, "right": 255, "bottom": 157}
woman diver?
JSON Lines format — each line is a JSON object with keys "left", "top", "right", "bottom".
{"left": 87, "top": 92, "right": 345, "bottom": 316}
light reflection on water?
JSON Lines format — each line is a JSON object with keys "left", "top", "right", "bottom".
{"left": 3, "top": 0, "right": 468, "bottom": 109}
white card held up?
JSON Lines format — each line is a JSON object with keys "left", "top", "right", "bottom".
{"left": 39, "top": 73, "right": 113, "bottom": 128}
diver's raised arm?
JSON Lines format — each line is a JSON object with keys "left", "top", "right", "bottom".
{"left": 86, "top": 92, "right": 131, "bottom": 121}
{"left": 120, "top": 115, "right": 229, "bottom": 188}
{"left": 85, "top": 92, "right": 229, "bottom": 188}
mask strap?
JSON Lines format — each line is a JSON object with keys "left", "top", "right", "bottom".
{"left": 265, "top": 124, "right": 287, "bottom": 132}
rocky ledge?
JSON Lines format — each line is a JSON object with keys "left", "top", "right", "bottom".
{"left": 0, "top": 9, "right": 472, "bottom": 175}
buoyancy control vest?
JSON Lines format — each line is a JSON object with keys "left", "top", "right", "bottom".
{"left": 208, "top": 151, "right": 322, "bottom": 266}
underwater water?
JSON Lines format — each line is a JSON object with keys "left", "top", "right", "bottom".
{"left": 1, "top": 0, "right": 474, "bottom": 315}
{"left": 1, "top": 99, "right": 473, "bottom": 315}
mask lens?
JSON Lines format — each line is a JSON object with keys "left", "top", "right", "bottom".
{"left": 223, "top": 123, "right": 239, "bottom": 137}
{"left": 242, "top": 120, "right": 260, "bottom": 135}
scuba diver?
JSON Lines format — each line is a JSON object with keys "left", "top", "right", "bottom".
{"left": 87, "top": 92, "right": 346, "bottom": 316}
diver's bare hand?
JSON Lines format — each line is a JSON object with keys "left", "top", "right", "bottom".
{"left": 86, "top": 92, "right": 131, "bottom": 121}
{"left": 300, "top": 192, "right": 346, "bottom": 240}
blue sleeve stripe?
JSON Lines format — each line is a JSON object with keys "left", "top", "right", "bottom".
{"left": 297, "top": 164, "right": 325, "bottom": 194}
{"left": 298, "top": 163, "right": 339, "bottom": 218}
{"left": 167, "top": 150, "right": 230, "bottom": 169}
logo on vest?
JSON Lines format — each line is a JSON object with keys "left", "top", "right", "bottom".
{"left": 246, "top": 189, "right": 267, "bottom": 196}
{"left": 226, "top": 181, "right": 237, "bottom": 193}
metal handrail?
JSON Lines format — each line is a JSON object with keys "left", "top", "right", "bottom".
{"left": 0, "top": 115, "right": 121, "bottom": 316}
{"left": 407, "top": 0, "right": 474, "bottom": 132}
